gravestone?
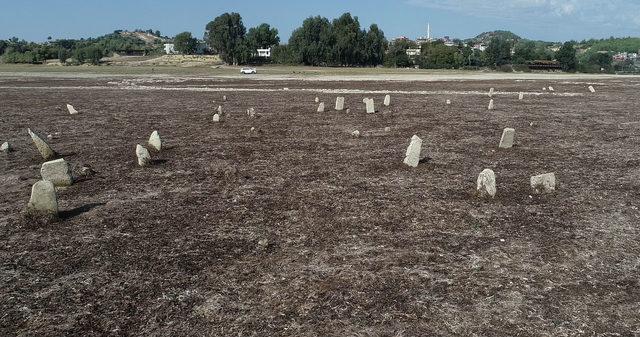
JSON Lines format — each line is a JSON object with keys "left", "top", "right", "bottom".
{"left": 317, "top": 102, "right": 325, "bottom": 113}
{"left": 384, "top": 95, "right": 391, "bottom": 106}
{"left": 489, "top": 88, "right": 495, "bottom": 97}
{"left": 315, "top": 97, "right": 319, "bottom": 103}
{"left": 446, "top": 99, "right": 451, "bottom": 105}
{"left": 385, "top": 127, "right": 391, "bottom": 132}
{"left": 548, "top": 86, "right": 554, "bottom": 91}
{"left": 213, "top": 114, "right": 221, "bottom": 122}
{"left": 136, "top": 144, "right": 151, "bottom": 167}
{"left": 223, "top": 95, "right": 227, "bottom": 101}
{"left": 366, "top": 98, "right": 376, "bottom": 113}
{"left": 41, "top": 158, "right": 73, "bottom": 187}
{"left": 148, "top": 131, "right": 162, "bottom": 151}
{"left": 531, "top": 173, "right": 556, "bottom": 194}
{"left": 27, "top": 180, "right": 58, "bottom": 216}
{"left": 588, "top": 86, "right": 596, "bottom": 93}
{"left": 335, "top": 97, "right": 345, "bottom": 111}
{"left": 217, "top": 105, "right": 223, "bottom": 114}
{"left": 477, "top": 169, "right": 496, "bottom": 198}
{"left": 247, "top": 108, "right": 256, "bottom": 118}
{"left": 488, "top": 99, "right": 494, "bottom": 110}
{"left": 67, "top": 104, "right": 78, "bottom": 115}
{"left": 1, "top": 141, "right": 11, "bottom": 152}
{"left": 519, "top": 92, "right": 524, "bottom": 100}
{"left": 499, "top": 128, "right": 515, "bottom": 149}
{"left": 403, "top": 135, "right": 422, "bottom": 168}
{"left": 28, "top": 128, "right": 56, "bottom": 160}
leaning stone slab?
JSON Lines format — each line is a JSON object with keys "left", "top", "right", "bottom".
{"left": 217, "top": 105, "right": 223, "bottom": 115}
{"left": 477, "top": 169, "right": 496, "bottom": 198}
{"left": 335, "top": 97, "right": 345, "bottom": 111}
{"left": 27, "top": 180, "right": 58, "bottom": 216}
{"left": 1, "top": 141, "right": 12, "bottom": 152}
{"left": 403, "top": 135, "right": 422, "bottom": 168}
{"left": 531, "top": 173, "right": 556, "bottom": 194}
{"left": 488, "top": 99, "right": 494, "bottom": 110}
{"left": 148, "top": 131, "right": 162, "bottom": 151}
{"left": 317, "top": 102, "right": 325, "bottom": 113}
{"left": 366, "top": 98, "right": 376, "bottom": 113}
{"left": 67, "top": 104, "right": 78, "bottom": 115}
{"left": 136, "top": 144, "right": 151, "bottom": 167}
{"left": 588, "top": 86, "right": 596, "bottom": 93}
{"left": 499, "top": 128, "right": 515, "bottom": 149}
{"left": 28, "top": 128, "right": 56, "bottom": 160}
{"left": 548, "top": 86, "right": 554, "bottom": 91}
{"left": 383, "top": 95, "right": 391, "bottom": 106}
{"left": 41, "top": 158, "right": 73, "bottom": 187}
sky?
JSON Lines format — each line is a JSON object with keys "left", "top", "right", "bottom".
{"left": 1, "top": 0, "right": 639, "bottom": 43}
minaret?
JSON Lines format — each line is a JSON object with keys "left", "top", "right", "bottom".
{"left": 427, "top": 23, "right": 431, "bottom": 40}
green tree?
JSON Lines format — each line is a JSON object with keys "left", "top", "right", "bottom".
{"left": 363, "top": 24, "right": 387, "bottom": 66}
{"left": 555, "top": 41, "right": 577, "bottom": 72}
{"left": 174, "top": 32, "right": 198, "bottom": 54}
{"left": 485, "top": 37, "right": 512, "bottom": 66}
{"left": 205, "top": 12, "right": 247, "bottom": 65}
{"left": 245, "top": 23, "right": 279, "bottom": 50}
{"left": 288, "top": 16, "right": 334, "bottom": 66}
{"left": 512, "top": 40, "right": 536, "bottom": 64}
{"left": 384, "top": 39, "right": 416, "bottom": 68}
{"left": 330, "top": 13, "right": 364, "bottom": 66}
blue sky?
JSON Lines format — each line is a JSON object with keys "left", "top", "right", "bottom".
{"left": 1, "top": 0, "right": 639, "bottom": 42}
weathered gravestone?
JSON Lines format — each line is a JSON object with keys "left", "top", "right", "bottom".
{"left": 28, "top": 128, "right": 56, "bottom": 160}
{"left": 531, "top": 173, "right": 556, "bottom": 194}
{"left": 317, "top": 102, "right": 325, "bottom": 113}
{"left": 41, "top": 158, "right": 73, "bottom": 187}
{"left": 489, "top": 88, "right": 495, "bottom": 97}
{"left": 588, "top": 86, "right": 596, "bottom": 93}
{"left": 26, "top": 180, "right": 58, "bottom": 217}
{"left": 67, "top": 104, "right": 78, "bottom": 115}
{"left": 148, "top": 131, "right": 162, "bottom": 151}
{"left": 488, "top": 99, "right": 494, "bottom": 110}
{"left": 136, "top": 145, "right": 151, "bottom": 167}
{"left": 499, "top": 128, "right": 515, "bottom": 149}
{"left": 1, "top": 141, "right": 12, "bottom": 152}
{"left": 335, "top": 97, "right": 345, "bottom": 111}
{"left": 383, "top": 95, "right": 391, "bottom": 106}
{"left": 212, "top": 114, "right": 221, "bottom": 122}
{"left": 403, "top": 135, "right": 422, "bottom": 168}
{"left": 366, "top": 98, "right": 376, "bottom": 113}
{"left": 477, "top": 169, "right": 496, "bottom": 198}
{"left": 519, "top": 92, "right": 524, "bottom": 100}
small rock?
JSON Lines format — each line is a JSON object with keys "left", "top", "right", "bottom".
{"left": 384, "top": 127, "right": 391, "bottom": 132}
{"left": 548, "top": 86, "right": 554, "bottom": 91}
{"left": 314, "top": 97, "right": 319, "bottom": 103}
{"left": 67, "top": 104, "right": 78, "bottom": 115}
{"left": 351, "top": 130, "right": 360, "bottom": 138}
{"left": 446, "top": 99, "right": 451, "bottom": 105}
{"left": 223, "top": 95, "right": 227, "bottom": 101}
{"left": 531, "top": 173, "right": 556, "bottom": 194}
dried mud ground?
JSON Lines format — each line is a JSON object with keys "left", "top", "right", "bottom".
{"left": 1, "top": 76, "right": 640, "bottom": 336}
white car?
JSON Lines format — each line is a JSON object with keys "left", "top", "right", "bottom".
{"left": 240, "top": 67, "right": 257, "bottom": 74}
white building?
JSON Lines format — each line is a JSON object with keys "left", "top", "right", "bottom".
{"left": 406, "top": 48, "right": 421, "bottom": 57}
{"left": 164, "top": 44, "right": 176, "bottom": 54}
{"left": 257, "top": 48, "right": 271, "bottom": 58}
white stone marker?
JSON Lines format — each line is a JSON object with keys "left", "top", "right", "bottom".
{"left": 446, "top": 99, "right": 451, "bottom": 105}
{"left": 335, "top": 97, "right": 345, "bottom": 111}
{"left": 548, "top": 86, "right": 554, "bottom": 91}
{"left": 488, "top": 99, "right": 494, "bottom": 110}
{"left": 383, "top": 95, "right": 391, "bottom": 106}
{"left": 499, "top": 128, "right": 516, "bottom": 149}
{"left": 489, "top": 88, "right": 495, "bottom": 97}
{"left": 27, "top": 128, "right": 56, "bottom": 160}
{"left": 351, "top": 130, "right": 361, "bottom": 138}
{"left": 212, "top": 114, "right": 221, "bottom": 122}
{"left": 217, "top": 105, "right": 223, "bottom": 114}
{"left": 477, "top": 169, "right": 496, "bottom": 198}
{"left": 27, "top": 180, "right": 58, "bottom": 216}
{"left": 223, "top": 95, "right": 227, "bottom": 101}
{"left": 247, "top": 108, "right": 256, "bottom": 117}
{"left": 384, "top": 127, "right": 391, "bottom": 132}
{"left": 1, "top": 141, "right": 11, "bottom": 152}
{"left": 403, "top": 135, "right": 422, "bottom": 168}
{"left": 41, "top": 158, "right": 73, "bottom": 187}
{"left": 317, "top": 102, "right": 325, "bottom": 113}
{"left": 519, "top": 92, "right": 524, "bottom": 100}
{"left": 148, "top": 131, "right": 162, "bottom": 151}
{"left": 67, "top": 104, "right": 78, "bottom": 115}
{"left": 136, "top": 144, "right": 151, "bottom": 167}
{"left": 531, "top": 173, "right": 556, "bottom": 194}
{"left": 366, "top": 98, "right": 376, "bottom": 113}
{"left": 315, "top": 97, "right": 319, "bottom": 103}
{"left": 588, "top": 86, "right": 596, "bottom": 93}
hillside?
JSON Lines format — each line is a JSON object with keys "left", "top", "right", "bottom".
{"left": 466, "top": 30, "right": 522, "bottom": 44}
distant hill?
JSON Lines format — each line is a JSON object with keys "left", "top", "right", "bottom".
{"left": 466, "top": 30, "right": 522, "bottom": 44}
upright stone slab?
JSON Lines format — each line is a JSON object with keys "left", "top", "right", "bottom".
{"left": 27, "top": 180, "right": 58, "bottom": 216}
{"left": 366, "top": 99, "right": 376, "bottom": 114}
{"left": 315, "top": 97, "right": 319, "bottom": 103}
{"left": 446, "top": 99, "right": 451, "bottom": 105}
{"left": 383, "top": 95, "right": 391, "bottom": 106}
{"left": 28, "top": 128, "right": 56, "bottom": 160}
{"left": 499, "top": 128, "right": 515, "bottom": 149}
{"left": 1, "top": 141, "right": 12, "bottom": 152}
{"left": 317, "top": 102, "right": 325, "bottom": 113}
{"left": 531, "top": 173, "right": 556, "bottom": 194}
{"left": 588, "top": 86, "right": 596, "bottom": 93}
{"left": 41, "top": 158, "right": 73, "bottom": 187}
{"left": 212, "top": 114, "right": 221, "bottom": 122}
{"left": 148, "top": 131, "right": 162, "bottom": 151}
{"left": 247, "top": 108, "right": 256, "bottom": 118}
{"left": 477, "top": 169, "right": 496, "bottom": 198}
{"left": 217, "top": 105, "right": 223, "bottom": 115}
{"left": 335, "top": 97, "right": 345, "bottom": 111}
{"left": 222, "top": 95, "right": 227, "bottom": 101}
{"left": 136, "top": 144, "right": 151, "bottom": 167}
{"left": 518, "top": 92, "right": 524, "bottom": 100}
{"left": 403, "top": 135, "right": 422, "bottom": 168}
{"left": 67, "top": 104, "right": 78, "bottom": 115}
{"left": 488, "top": 99, "right": 494, "bottom": 110}
{"left": 489, "top": 88, "right": 495, "bottom": 97}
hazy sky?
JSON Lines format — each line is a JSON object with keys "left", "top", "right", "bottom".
{"left": 1, "top": 0, "right": 639, "bottom": 42}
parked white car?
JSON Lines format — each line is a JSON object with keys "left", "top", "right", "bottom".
{"left": 240, "top": 67, "right": 257, "bottom": 74}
